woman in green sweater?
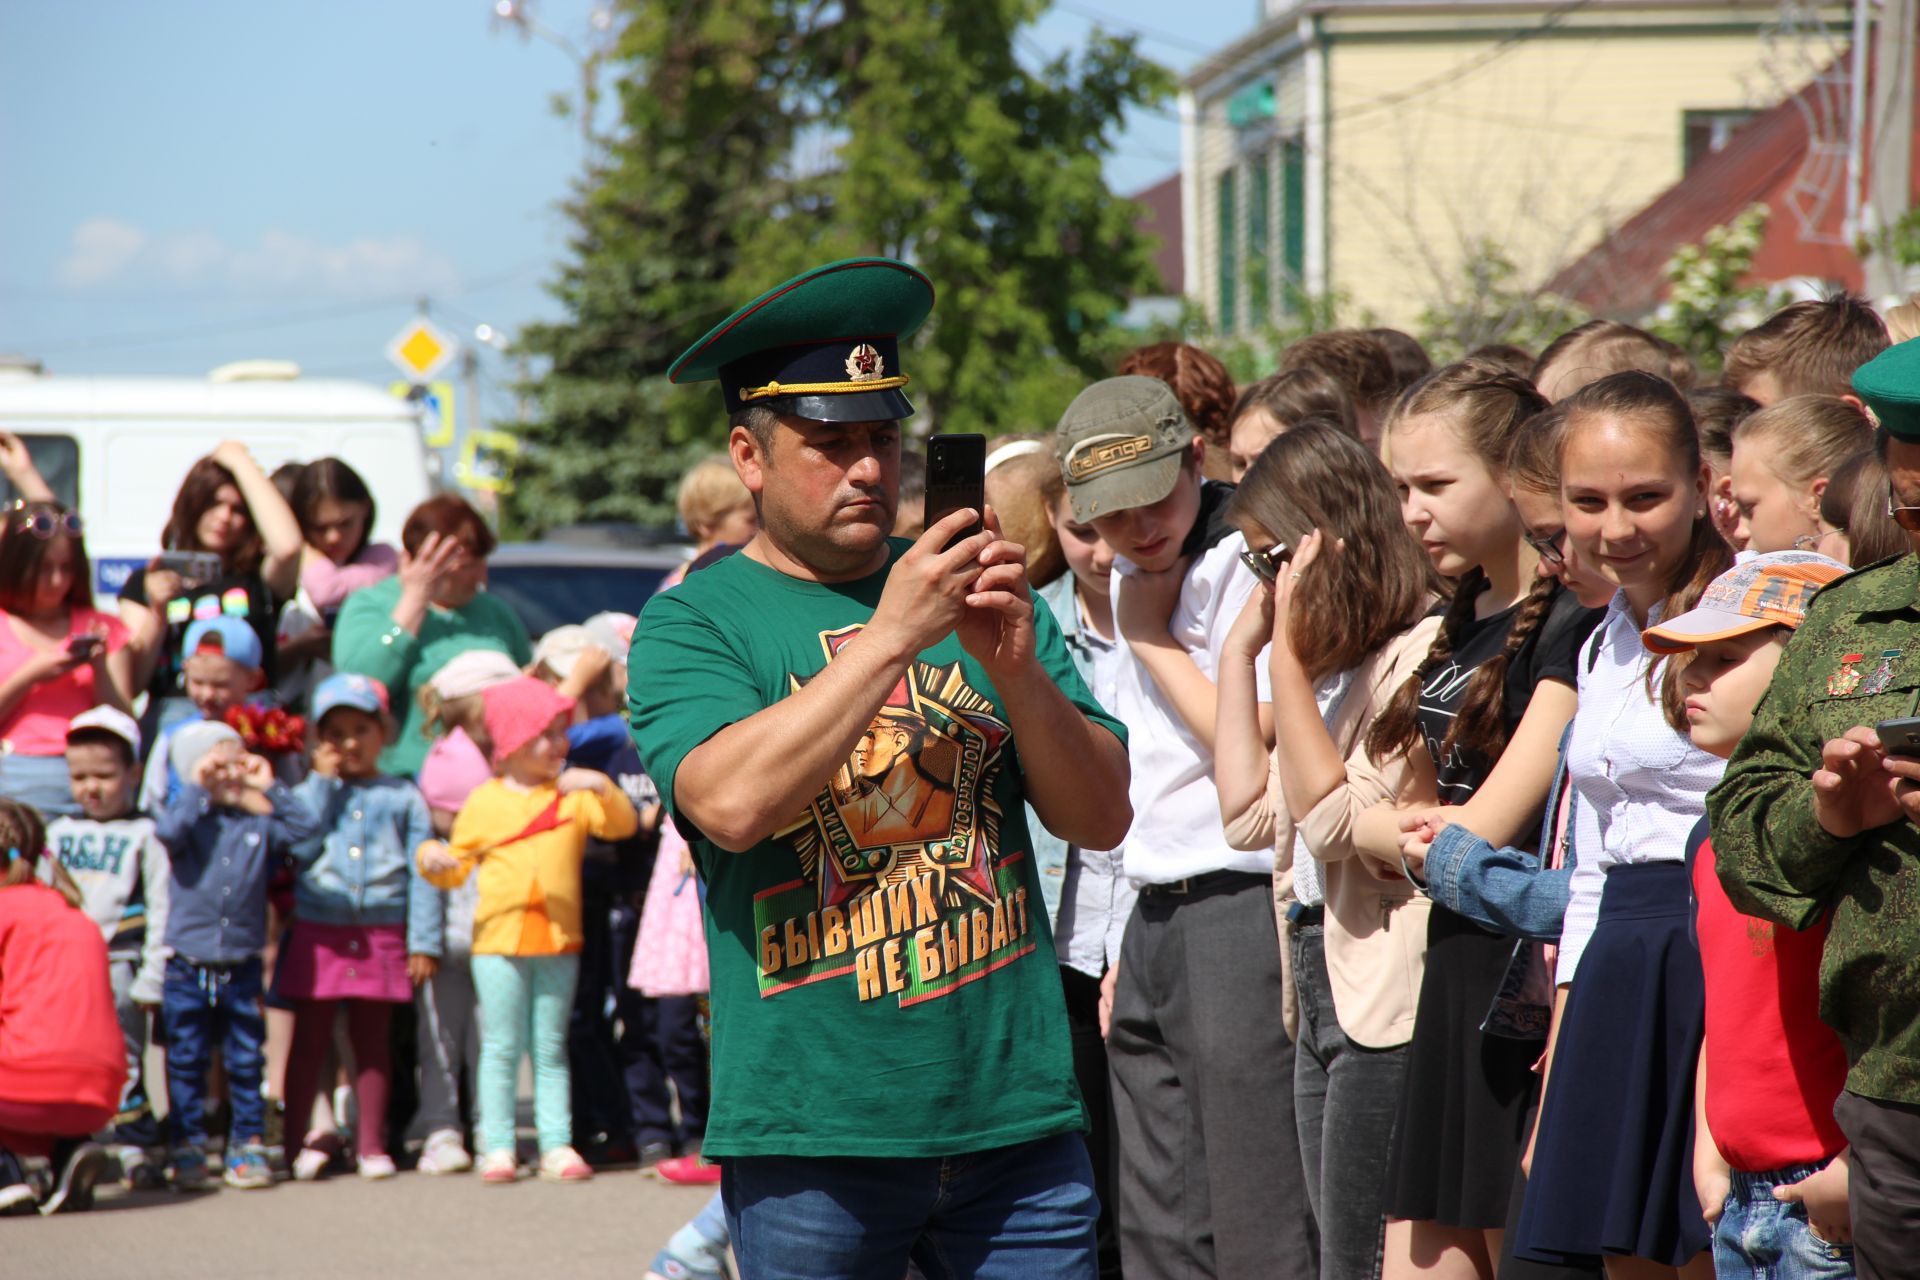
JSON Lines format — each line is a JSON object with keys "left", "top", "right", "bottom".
{"left": 332, "top": 495, "right": 531, "bottom": 777}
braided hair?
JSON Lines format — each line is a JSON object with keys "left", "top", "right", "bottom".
{"left": 1365, "top": 358, "right": 1553, "bottom": 764}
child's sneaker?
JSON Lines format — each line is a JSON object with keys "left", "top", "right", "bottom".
{"left": 538, "top": 1145, "right": 593, "bottom": 1183}
{"left": 39, "top": 1142, "right": 107, "bottom": 1215}
{"left": 114, "top": 1145, "right": 165, "bottom": 1192}
{"left": 0, "top": 1150, "right": 37, "bottom": 1217}
{"left": 221, "top": 1143, "right": 273, "bottom": 1190}
{"left": 290, "top": 1147, "right": 330, "bottom": 1183}
{"left": 416, "top": 1129, "right": 472, "bottom": 1176}
{"left": 356, "top": 1153, "right": 397, "bottom": 1181}
{"left": 654, "top": 1155, "right": 723, "bottom": 1186}
{"left": 478, "top": 1150, "right": 518, "bottom": 1184}
{"left": 167, "top": 1147, "right": 211, "bottom": 1192}
{"left": 645, "top": 1224, "right": 729, "bottom": 1280}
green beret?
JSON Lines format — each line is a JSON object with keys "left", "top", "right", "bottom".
{"left": 1852, "top": 338, "right": 1920, "bottom": 441}
{"left": 668, "top": 257, "right": 935, "bottom": 423}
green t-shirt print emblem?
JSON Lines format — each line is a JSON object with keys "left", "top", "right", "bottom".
{"left": 756, "top": 624, "right": 1037, "bottom": 1006}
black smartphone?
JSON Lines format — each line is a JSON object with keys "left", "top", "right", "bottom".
{"left": 1877, "top": 717, "right": 1920, "bottom": 756}
{"left": 924, "top": 433, "right": 986, "bottom": 551}
{"left": 64, "top": 634, "right": 102, "bottom": 661}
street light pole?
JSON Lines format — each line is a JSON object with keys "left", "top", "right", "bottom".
{"left": 491, "top": 0, "right": 615, "bottom": 151}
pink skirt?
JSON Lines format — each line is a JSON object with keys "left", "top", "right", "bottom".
{"left": 277, "top": 921, "right": 410, "bottom": 1003}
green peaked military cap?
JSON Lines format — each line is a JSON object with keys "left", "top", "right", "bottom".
{"left": 668, "top": 257, "right": 936, "bottom": 423}
{"left": 1854, "top": 338, "right": 1920, "bottom": 442}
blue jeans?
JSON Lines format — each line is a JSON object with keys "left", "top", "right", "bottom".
{"left": 0, "top": 751, "right": 77, "bottom": 817}
{"left": 471, "top": 953, "right": 578, "bottom": 1156}
{"left": 1712, "top": 1165, "right": 1857, "bottom": 1279}
{"left": 160, "top": 955, "right": 266, "bottom": 1148}
{"left": 723, "top": 1131, "right": 1099, "bottom": 1280}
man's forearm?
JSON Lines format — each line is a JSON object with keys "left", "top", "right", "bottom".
{"left": 675, "top": 628, "right": 916, "bottom": 852}
{"left": 996, "top": 659, "right": 1131, "bottom": 851}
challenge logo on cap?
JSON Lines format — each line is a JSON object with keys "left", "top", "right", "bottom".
{"left": 1064, "top": 433, "right": 1157, "bottom": 481}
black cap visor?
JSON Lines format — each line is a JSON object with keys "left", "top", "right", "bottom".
{"left": 761, "top": 388, "right": 917, "bottom": 424}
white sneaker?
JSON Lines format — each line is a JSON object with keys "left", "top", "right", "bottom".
{"left": 478, "top": 1150, "right": 518, "bottom": 1184}
{"left": 291, "top": 1149, "right": 330, "bottom": 1183}
{"left": 417, "top": 1130, "right": 472, "bottom": 1176}
{"left": 357, "top": 1153, "right": 397, "bottom": 1180}
{"left": 537, "top": 1145, "right": 593, "bottom": 1183}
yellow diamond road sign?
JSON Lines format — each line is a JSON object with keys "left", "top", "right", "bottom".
{"left": 386, "top": 317, "right": 457, "bottom": 382}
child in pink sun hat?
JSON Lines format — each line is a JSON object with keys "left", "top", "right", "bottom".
{"left": 416, "top": 675, "right": 638, "bottom": 1185}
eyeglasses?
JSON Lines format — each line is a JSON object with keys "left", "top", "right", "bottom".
{"left": 1890, "top": 496, "right": 1920, "bottom": 533}
{"left": 8, "top": 502, "right": 81, "bottom": 540}
{"left": 1792, "top": 532, "right": 1826, "bottom": 552}
{"left": 1239, "top": 542, "right": 1294, "bottom": 584}
{"left": 1522, "top": 526, "right": 1566, "bottom": 568}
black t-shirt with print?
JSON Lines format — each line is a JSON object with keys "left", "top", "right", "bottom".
{"left": 1414, "top": 583, "right": 1604, "bottom": 806}
{"left": 120, "top": 567, "right": 278, "bottom": 703}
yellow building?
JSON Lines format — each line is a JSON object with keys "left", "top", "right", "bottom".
{"left": 1181, "top": 0, "right": 1850, "bottom": 334}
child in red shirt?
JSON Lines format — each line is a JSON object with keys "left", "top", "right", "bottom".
{"left": 0, "top": 799, "right": 128, "bottom": 1215}
{"left": 1642, "top": 552, "right": 1856, "bottom": 1276}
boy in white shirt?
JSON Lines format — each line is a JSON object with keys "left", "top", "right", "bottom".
{"left": 1053, "top": 376, "right": 1314, "bottom": 1279}
{"left": 47, "top": 706, "right": 169, "bottom": 1187}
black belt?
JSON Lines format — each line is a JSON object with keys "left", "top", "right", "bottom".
{"left": 1285, "top": 902, "right": 1324, "bottom": 928}
{"left": 1140, "top": 869, "right": 1272, "bottom": 902}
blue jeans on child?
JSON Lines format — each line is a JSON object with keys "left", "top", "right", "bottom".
{"left": 721, "top": 1131, "right": 1099, "bottom": 1280}
{"left": 161, "top": 955, "right": 266, "bottom": 1147}
{"left": 1713, "top": 1165, "right": 1857, "bottom": 1279}
{"left": 471, "top": 953, "right": 578, "bottom": 1156}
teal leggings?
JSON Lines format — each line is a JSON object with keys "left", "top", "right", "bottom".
{"left": 470, "top": 954, "right": 579, "bottom": 1156}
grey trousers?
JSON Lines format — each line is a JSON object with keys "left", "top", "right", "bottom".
{"left": 1292, "top": 924, "right": 1406, "bottom": 1280}
{"left": 1108, "top": 876, "right": 1317, "bottom": 1280}
{"left": 1834, "top": 1089, "right": 1918, "bottom": 1280}
{"left": 411, "top": 954, "right": 481, "bottom": 1141}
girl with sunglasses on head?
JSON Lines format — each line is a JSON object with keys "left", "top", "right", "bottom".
{"left": 119, "top": 441, "right": 304, "bottom": 737}
{"left": 0, "top": 453, "right": 136, "bottom": 816}
{"left": 1371, "top": 360, "right": 1607, "bottom": 1280}
{"left": 1215, "top": 422, "right": 1443, "bottom": 1280}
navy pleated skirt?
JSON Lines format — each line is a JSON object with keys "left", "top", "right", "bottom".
{"left": 1515, "top": 862, "right": 1710, "bottom": 1267}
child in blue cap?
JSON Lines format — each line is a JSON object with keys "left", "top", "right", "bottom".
{"left": 280, "top": 673, "right": 436, "bottom": 1183}
{"left": 139, "top": 616, "right": 268, "bottom": 815}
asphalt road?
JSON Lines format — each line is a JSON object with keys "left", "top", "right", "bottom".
{"left": 6, "top": 1161, "right": 716, "bottom": 1280}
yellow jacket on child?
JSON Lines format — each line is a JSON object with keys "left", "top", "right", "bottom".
{"left": 418, "top": 778, "right": 639, "bottom": 956}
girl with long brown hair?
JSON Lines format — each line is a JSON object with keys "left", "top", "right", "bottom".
{"left": 1513, "top": 372, "right": 1733, "bottom": 1278}
{"left": 1215, "top": 421, "right": 1441, "bottom": 1280}
{"left": 1370, "top": 359, "right": 1608, "bottom": 1280}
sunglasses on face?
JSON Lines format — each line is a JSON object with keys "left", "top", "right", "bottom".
{"left": 1239, "top": 543, "right": 1294, "bottom": 584}
{"left": 1890, "top": 496, "right": 1920, "bottom": 533}
{"left": 1523, "top": 526, "right": 1567, "bottom": 568}
{"left": 9, "top": 502, "right": 82, "bottom": 540}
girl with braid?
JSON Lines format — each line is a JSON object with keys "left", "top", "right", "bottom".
{"left": 1371, "top": 360, "right": 1607, "bottom": 1280}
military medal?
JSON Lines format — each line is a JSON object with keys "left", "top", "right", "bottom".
{"left": 1861, "top": 649, "right": 1904, "bottom": 696}
{"left": 1828, "top": 653, "right": 1866, "bottom": 696}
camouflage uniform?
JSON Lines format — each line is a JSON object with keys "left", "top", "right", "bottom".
{"left": 1707, "top": 553, "right": 1920, "bottom": 1105}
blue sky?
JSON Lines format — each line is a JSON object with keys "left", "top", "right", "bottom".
{"left": 0, "top": 0, "right": 1256, "bottom": 421}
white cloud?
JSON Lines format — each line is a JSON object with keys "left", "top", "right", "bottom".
{"left": 55, "top": 218, "right": 462, "bottom": 296}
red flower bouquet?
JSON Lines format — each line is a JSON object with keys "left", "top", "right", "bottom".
{"left": 223, "top": 704, "right": 307, "bottom": 756}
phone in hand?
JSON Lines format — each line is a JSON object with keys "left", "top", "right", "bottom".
{"left": 924, "top": 433, "right": 986, "bottom": 551}
{"left": 155, "top": 550, "right": 223, "bottom": 584}
{"left": 1877, "top": 717, "right": 1920, "bottom": 757}
{"left": 64, "top": 633, "right": 102, "bottom": 662}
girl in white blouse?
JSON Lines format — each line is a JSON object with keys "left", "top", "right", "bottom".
{"left": 1515, "top": 371, "right": 1734, "bottom": 1278}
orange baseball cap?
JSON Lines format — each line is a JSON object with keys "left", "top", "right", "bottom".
{"left": 1642, "top": 551, "right": 1849, "bottom": 654}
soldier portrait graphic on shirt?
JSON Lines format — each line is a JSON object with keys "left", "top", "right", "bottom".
{"left": 753, "top": 625, "right": 1038, "bottom": 1005}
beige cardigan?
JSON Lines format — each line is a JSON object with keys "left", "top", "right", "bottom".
{"left": 1225, "top": 614, "right": 1440, "bottom": 1049}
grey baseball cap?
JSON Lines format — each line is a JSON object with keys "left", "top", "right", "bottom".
{"left": 1053, "top": 376, "right": 1195, "bottom": 522}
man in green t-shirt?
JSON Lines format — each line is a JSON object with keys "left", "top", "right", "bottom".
{"left": 628, "top": 258, "right": 1131, "bottom": 1279}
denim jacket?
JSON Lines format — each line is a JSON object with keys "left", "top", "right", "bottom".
{"left": 158, "top": 782, "right": 321, "bottom": 966}
{"left": 288, "top": 774, "right": 440, "bottom": 955}
{"left": 1419, "top": 724, "right": 1579, "bottom": 943}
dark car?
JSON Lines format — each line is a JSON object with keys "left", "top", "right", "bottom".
{"left": 484, "top": 541, "right": 689, "bottom": 639}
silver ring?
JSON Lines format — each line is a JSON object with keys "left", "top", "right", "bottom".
{"left": 1288, "top": 572, "right": 1302, "bottom": 582}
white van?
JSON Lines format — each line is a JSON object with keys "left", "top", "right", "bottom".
{"left": 0, "top": 360, "right": 436, "bottom": 597}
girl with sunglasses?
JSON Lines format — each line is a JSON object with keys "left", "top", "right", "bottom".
{"left": 1216, "top": 422, "right": 1442, "bottom": 1280}
{"left": 1370, "top": 360, "right": 1606, "bottom": 1280}
{"left": 0, "top": 483, "right": 135, "bottom": 816}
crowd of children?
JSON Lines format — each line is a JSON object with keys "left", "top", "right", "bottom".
{"left": 4, "top": 289, "right": 1920, "bottom": 1280}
